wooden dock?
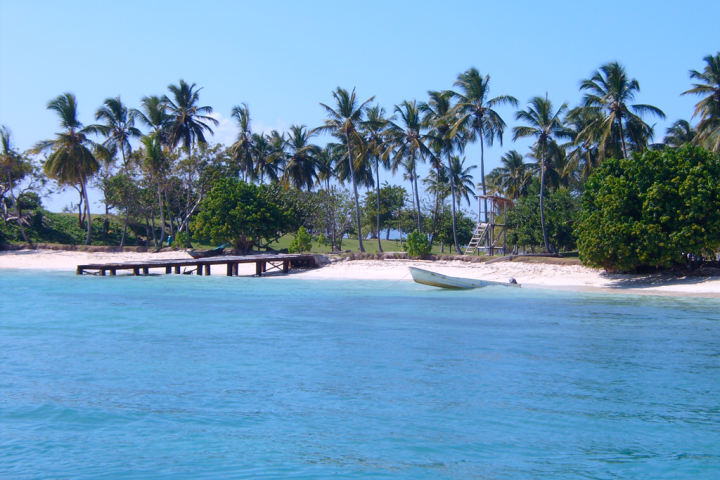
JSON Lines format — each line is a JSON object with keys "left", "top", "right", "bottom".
{"left": 76, "top": 254, "right": 316, "bottom": 277}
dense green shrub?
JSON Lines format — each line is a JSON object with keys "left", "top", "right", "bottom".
{"left": 575, "top": 146, "right": 720, "bottom": 271}
{"left": 288, "top": 226, "right": 312, "bottom": 253}
{"left": 433, "top": 208, "right": 475, "bottom": 250}
{"left": 403, "top": 230, "right": 431, "bottom": 258}
{"left": 191, "top": 178, "right": 294, "bottom": 252}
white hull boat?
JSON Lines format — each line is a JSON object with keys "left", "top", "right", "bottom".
{"left": 409, "top": 267, "right": 521, "bottom": 290}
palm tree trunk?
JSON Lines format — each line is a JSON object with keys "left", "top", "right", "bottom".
{"left": 446, "top": 153, "right": 461, "bottom": 254}
{"left": 375, "top": 158, "right": 383, "bottom": 253}
{"left": 82, "top": 182, "right": 92, "bottom": 245}
{"left": 619, "top": 120, "right": 629, "bottom": 158}
{"left": 539, "top": 145, "right": 551, "bottom": 253}
{"left": 119, "top": 149, "right": 130, "bottom": 247}
{"left": 480, "top": 132, "right": 488, "bottom": 221}
{"left": 411, "top": 153, "right": 422, "bottom": 234}
{"left": 165, "top": 189, "right": 174, "bottom": 239}
{"left": 158, "top": 180, "right": 166, "bottom": 245}
{"left": 345, "top": 132, "right": 364, "bottom": 252}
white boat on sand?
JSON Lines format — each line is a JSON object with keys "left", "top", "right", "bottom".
{"left": 409, "top": 267, "right": 521, "bottom": 290}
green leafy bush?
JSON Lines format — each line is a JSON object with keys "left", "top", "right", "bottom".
{"left": 171, "top": 232, "right": 191, "bottom": 248}
{"left": 289, "top": 226, "right": 312, "bottom": 253}
{"left": 575, "top": 146, "right": 720, "bottom": 271}
{"left": 403, "top": 230, "right": 431, "bottom": 258}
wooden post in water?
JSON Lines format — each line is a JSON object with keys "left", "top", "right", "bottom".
{"left": 100, "top": 269, "right": 106, "bottom": 276}
{"left": 133, "top": 268, "right": 140, "bottom": 276}
{"left": 166, "top": 266, "right": 172, "bottom": 274}
{"left": 197, "top": 266, "right": 202, "bottom": 276}
{"left": 233, "top": 263, "right": 238, "bottom": 276}
{"left": 255, "top": 261, "right": 262, "bottom": 276}
{"left": 204, "top": 264, "right": 211, "bottom": 276}
{"left": 110, "top": 269, "right": 116, "bottom": 276}
{"left": 283, "top": 260, "right": 289, "bottom": 273}
{"left": 174, "top": 266, "right": 180, "bottom": 274}
{"left": 76, "top": 267, "right": 83, "bottom": 275}
{"left": 227, "top": 263, "right": 233, "bottom": 276}
{"left": 142, "top": 267, "right": 149, "bottom": 275}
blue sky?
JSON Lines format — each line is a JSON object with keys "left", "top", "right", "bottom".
{"left": 1, "top": 0, "right": 717, "bottom": 213}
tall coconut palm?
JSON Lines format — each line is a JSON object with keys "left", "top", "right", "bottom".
{"left": 34, "top": 93, "right": 100, "bottom": 245}
{"left": 0, "top": 126, "right": 31, "bottom": 244}
{"left": 448, "top": 156, "right": 476, "bottom": 208}
{"left": 361, "top": 105, "right": 392, "bottom": 252}
{"left": 563, "top": 107, "right": 602, "bottom": 183}
{"left": 513, "top": 94, "right": 569, "bottom": 253}
{"left": 230, "top": 103, "right": 255, "bottom": 180}
{"left": 385, "top": 100, "right": 430, "bottom": 234}
{"left": 319, "top": 87, "right": 374, "bottom": 252}
{"left": 421, "top": 90, "right": 466, "bottom": 252}
{"left": 682, "top": 53, "right": 720, "bottom": 152}
{"left": 282, "top": 125, "right": 321, "bottom": 190}
{"left": 251, "top": 133, "right": 282, "bottom": 183}
{"left": 315, "top": 143, "right": 341, "bottom": 191}
{"left": 664, "top": 120, "right": 698, "bottom": 148}
{"left": 579, "top": 61, "right": 665, "bottom": 158}
{"left": 450, "top": 68, "right": 518, "bottom": 222}
{"left": 164, "top": 79, "right": 218, "bottom": 150}
{"left": 487, "top": 150, "right": 530, "bottom": 199}
{"left": 140, "top": 134, "right": 170, "bottom": 245}
{"left": 133, "top": 95, "right": 170, "bottom": 141}
{"left": 93, "top": 96, "right": 143, "bottom": 246}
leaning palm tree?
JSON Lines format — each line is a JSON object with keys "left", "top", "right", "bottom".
{"left": 682, "top": 53, "right": 720, "bottom": 152}
{"left": 164, "top": 79, "right": 218, "bottom": 151}
{"left": 92, "top": 96, "right": 143, "bottom": 246}
{"left": 513, "top": 94, "right": 570, "bottom": 253}
{"left": 34, "top": 93, "right": 100, "bottom": 245}
{"left": 385, "top": 100, "right": 430, "bottom": 234}
{"left": 319, "top": 87, "right": 374, "bottom": 252}
{"left": 361, "top": 105, "right": 393, "bottom": 252}
{"left": 664, "top": 120, "right": 698, "bottom": 148}
{"left": 450, "top": 68, "right": 518, "bottom": 222}
{"left": 282, "top": 125, "right": 321, "bottom": 191}
{"left": 230, "top": 103, "right": 255, "bottom": 181}
{"left": 579, "top": 61, "right": 665, "bottom": 158}
{"left": 0, "top": 126, "right": 31, "bottom": 244}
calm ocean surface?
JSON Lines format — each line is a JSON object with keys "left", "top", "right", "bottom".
{"left": 1, "top": 270, "right": 719, "bottom": 479}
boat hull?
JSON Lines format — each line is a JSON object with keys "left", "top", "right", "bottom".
{"left": 409, "top": 267, "right": 520, "bottom": 289}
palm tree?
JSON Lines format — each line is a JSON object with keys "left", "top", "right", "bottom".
{"left": 664, "top": 120, "right": 698, "bottom": 148}
{"left": 682, "top": 53, "right": 720, "bottom": 152}
{"left": 448, "top": 156, "right": 476, "bottom": 208}
{"left": 513, "top": 94, "right": 569, "bottom": 253}
{"left": 319, "top": 87, "right": 374, "bottom": 252}
{"left": 385, "top": 100, "right": 430, "bottom": 234}
{"left": 93, "top": 96, "right": 143, "bottom": 246}
{"left": 251, "top": 133, "right": 282, "bottom": 183}
{"left": 133, "top": 95, "right": 170, "bottom": 141}
{"left": 140, "top": 134, "right": 170, "bottom": 245}
{"left": 579, "top": 61, "right": 665, "bottom": 158}
{"left": 563, "top": 107, "right": 602, "bottom": 183}
{"left": 164, "top": 79, "right": 218, "bottom": 150}
{"left": 487, "top": 150, "right": 530, "bottom": 199}
{"left": 282, "top": 125, "right": 321, "bottom": 190}
{"left": 421, "top": 90, "right": 465, "bottom": 252}
{"left": 0, "top": 126, "right": 31, "bottom": 244}
{"left": 34, "top": 93, "right": 100, "bottom": 245}
{"left": 230, "top": 103, "right": 255, "bottom": 180}
{"left": 315, "top": 143, "right": 341, "bottom": 191}
{"left": 450, "top": 68, "right": 518, "bottom": 222}
{"left": 361, "top": 105, "right": 393, "bottom": 252}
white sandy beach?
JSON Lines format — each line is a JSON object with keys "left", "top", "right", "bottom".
{"left": 1, "top": 249, "right": 720, "bottom": 297}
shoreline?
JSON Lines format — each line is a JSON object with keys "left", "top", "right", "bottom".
{"left": 2, "top": 249, "right": 720, "bottom": 298}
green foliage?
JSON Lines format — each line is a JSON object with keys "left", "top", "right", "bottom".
{"left": 433, "top": 207, "right": 475, "bottom": 248}
{"left": 403, "top": 230, "right": 431, "bottom": 258}
{"left": 362, "top": 183, "right": 407, "bottom": 236}
{"left": 0, "top": 210, "right": 134, "bottom": 245}
{"left": 171, "top": 231, "right": 190, "bottom": 248}
{"left": 288, "top": 226, "right": 312, "bottom": 253}
{"left": 317, "top": 233, "right": 330, "bottom": 247}
{"left": 507, "top": 179, "right": 580, "bottom": 251}
{"left": 191, "top": 178, "right": 294, "bottom": 252}
{"left": 575, "top": 146, "right": 720, "bottom": 271}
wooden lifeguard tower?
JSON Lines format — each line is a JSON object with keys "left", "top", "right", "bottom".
{"left": 465, "top": 194, "right": 514, "bottom": 256}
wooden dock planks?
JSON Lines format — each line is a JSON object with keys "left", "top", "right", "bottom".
{"left": 76, "top": 254, "right": 316, "bottom": 277}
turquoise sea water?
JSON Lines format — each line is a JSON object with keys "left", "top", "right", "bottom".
{"left": 1, "top": 270, "right": 719, "bottom": 479}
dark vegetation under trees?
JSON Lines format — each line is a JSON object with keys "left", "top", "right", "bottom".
{"left": 1, "top": 53, "right": 719, "bottom": 269}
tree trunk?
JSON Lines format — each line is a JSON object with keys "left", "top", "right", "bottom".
{"left": 345, "top": 132, "right": 364, "bottom": 252}
{"left": 413, "top": 160, "right": 422, "bottom": 234}
{"left": 165, "top": 189, "right": 174, "bottom": 239}
{"left": 376, "top": 158, "right": 383, "bottom": 253}
{"left": 446, "top": 152, "right": 461, "bottom": 254}
{"left": 82, "top": 182, "right": 92, "bottom": 245}
{"left": 158, "top": 180, "right": 166, "bottom": 245}
{"left": 539, "top": 144, "right": 552, "bottom": 253}
{"left": 119, "top": 148, "right": 130, "bottom": 247}
{"left": 619, "top": 119, "right": 629, "bottom": 158}
{"left": 7, "top": 171, "right": 31, "bottom": 245}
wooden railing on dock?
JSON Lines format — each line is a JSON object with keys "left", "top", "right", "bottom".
{"left": 76, "top": 254, "right": 316, "bottom": 277}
